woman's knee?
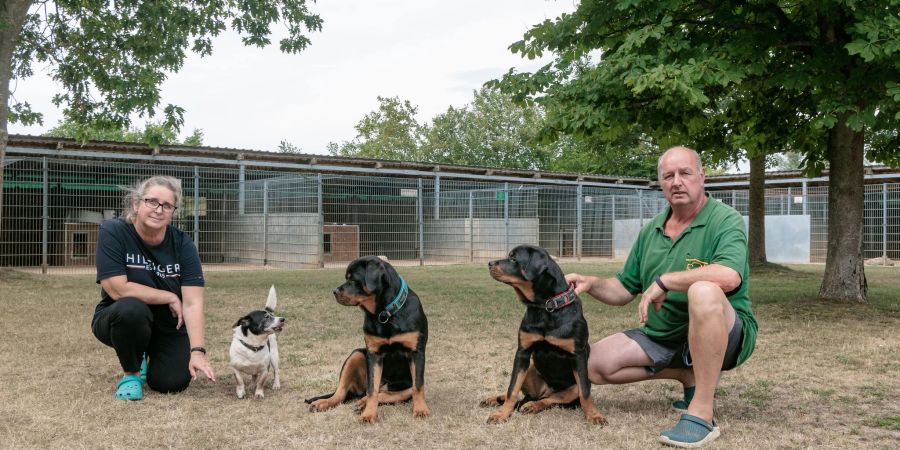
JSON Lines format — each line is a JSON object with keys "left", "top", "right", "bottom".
{"left": 148, "top": 371, "right": 191, "bottom": 394}
{"left": 109, "top": 298, "right": 153, "bottom": 326}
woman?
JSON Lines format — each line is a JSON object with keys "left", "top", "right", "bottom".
{"left": 92, "top": 175, "right": 215, "bottom": 400}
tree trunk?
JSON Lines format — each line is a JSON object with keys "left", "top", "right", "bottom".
{"left": 748, "top": 154, "right": 767, "bottom": 266}
{"left": 819, "top": 112, "right": 867, "bottom": 302}
{"left": 0, "top": 0, "right": 34, "bottom": 234}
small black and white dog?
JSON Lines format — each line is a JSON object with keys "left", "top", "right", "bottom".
{"left": 229, "top": 285, "right": 285, "bottom": 399}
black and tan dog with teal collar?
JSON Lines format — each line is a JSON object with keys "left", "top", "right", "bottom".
{"left": 482, "top": 244, "right": 607, "bottom": 425}
{"left": 305, "top": 256, "right": 429, "bottom": 423}
{"left": 229, "top": 285, "right": 285, "bottom": 399}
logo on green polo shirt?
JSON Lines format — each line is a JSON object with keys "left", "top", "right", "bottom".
{"left": 686, "top": 257, "right": 708, "bottom": 270}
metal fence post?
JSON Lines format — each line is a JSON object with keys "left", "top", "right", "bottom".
{"left": 884, "top": 183, "right": 888, "bottom": 266}
{"left": 434, "top": 175, "right": 440, "bottom": 220}
{"left": 239, "top": 162, "right": 246, "bottom": 215}
{"left": 504, "top": 182, "right": 510, "bottom": 252}
{"left": 41, "top": 157, "right": 48, "bottom": 274}
{"left": 318, "top": 174, "right": 324, "bottom": 268}
{"left": 193, "top": 166, "right": 200, "bottom": 250}
{"left": 263, "top": 180, "right": 269, "bottom": 266}
{"left": 787, "top": 187, "right": 792, "bottom": 215}
{"left": 418, "top": 178, "right": 424, "bottom": 266}
{"left": 468, "top": 190, "right": 474, "bottom": 263}
{"left": 576, "top": 184, "right": 583, "bottom": 261}
{"left": 802, "top": 181, "right": 808, "bottom": 216}
{"left": 638, "top": 189, "right": 644, "bottom": 227}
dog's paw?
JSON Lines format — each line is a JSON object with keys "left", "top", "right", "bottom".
{"left": 585, "top": 411, "right": 608, "bottom": 425}
{"left": 359, "top": 411, "right": 378, "bottom": 424}
{"left": 309, "top": 399, "right": 336, "bottom": 412}
{"left": 479, "top": 394, "right": 504, "bottom": 408}
{"left": 254, "top": 390, "right": 265, "bottom": 399}
{"left": 519, "top": 400, "right": 546, "bottom": 414}
{"left": 354, "top": 396, "right": 368, "bottom": 411}
{"left": 272, "top": 380, "right": 281, "bottom": 390}
{"left": 412, "top": 405, "right": 430, "bottom": 418}
{"left": 487, "top": 411, "right": 510, "bottom": 424}
{"left": 236, "top": 388, "right": 246, "bottom": 399}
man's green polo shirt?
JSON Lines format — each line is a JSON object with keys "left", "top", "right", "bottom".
{"left": 616, "top": 194, "right": 757, "bottom": 366}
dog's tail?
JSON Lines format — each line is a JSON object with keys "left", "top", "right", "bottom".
{"left": 303, "top": 391, "right": 364, "bottom": 404}
{"left": 265, "top": 285, "right": 277, "bottom": 312}
{"left": 303, "top": 392, "right": 335, "bottom": 404}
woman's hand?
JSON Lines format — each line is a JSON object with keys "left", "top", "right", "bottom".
{"left": 189, "top": 352, "right": 215, "bottom": 382}
{"left": 168, "top": 295, "right": 183, "bottom": 329}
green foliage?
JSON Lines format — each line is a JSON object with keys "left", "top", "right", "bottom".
{"left": 329, "top": 87, "right": 662, "bottom": 176}
{"left": 770, "top": 152, "right": 807, "bottom": 171}
{"left": 10, "top": 0, "right": 323, "bottom": 132}
{"left": 44, "top": 120, "right": 204, "bottom": 147}
{"left": 421, "top": 86, "right": 554, "bottom": 170}
{"left": 182, "top": 129, "right": 204, "bottom": 147}
{"left": 8, "top": 102, "right": 42, "bottom": 126}
{"left": 493, "top": 0, "right": 900, "bottom": 175}
{"left": 547, "top": 135, "right": 659, "bottom": 178}
{"left": 277, "top": 140, "right": 302, "bottom": 153}
{"left": 328, "top": 96, "right": 424, "bottom": 161}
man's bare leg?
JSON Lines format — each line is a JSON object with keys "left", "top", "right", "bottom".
{"left": 684, "top": 281, "right": 735, "bottom": 423}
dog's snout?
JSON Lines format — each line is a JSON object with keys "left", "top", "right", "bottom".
{"left": 488, "top": 260, "right": 496, "bottom": 268}
{"left": 332, "top": 287, "right": 341, "bottom": 296}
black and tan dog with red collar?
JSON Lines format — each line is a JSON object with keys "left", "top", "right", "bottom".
{"left": 305, "top": 256, "right": 429, "bottom": 423}
{"left": 482, "top": 244, "right": 607, "bottom": 425}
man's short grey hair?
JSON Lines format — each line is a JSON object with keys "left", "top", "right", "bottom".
{"left": 121, "top": 176, "right": 183, "bottom": 223}
{"left": 657, "top": 146, "right": 704, "bottom": 179}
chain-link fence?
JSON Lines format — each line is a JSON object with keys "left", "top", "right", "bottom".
{"left": 0, "top": 156, "right": 660, "bottom": 273}
{"left": 2, "top": 155, "right": 898, "bottom": 273}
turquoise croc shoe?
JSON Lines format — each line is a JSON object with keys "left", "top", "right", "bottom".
{"left": 659, "top": 413, "right": 720, "bottom": 448}
{"left": 115, "top": 374, "right": 144, "bottom": 401}
{"left": 139, "top": 354, "right": 148, "bottom": 384}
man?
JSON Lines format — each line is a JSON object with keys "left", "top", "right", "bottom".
{"left": 566, "top": 146, "right": 757, "bottom": 448}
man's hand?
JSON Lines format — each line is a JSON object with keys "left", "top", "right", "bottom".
{"left": 565, "top": 273, "right": 594, "bottom": 295}
{"left": 638, "top": 281, "right": 667, "bottom": 323}
{"left": 189, "top": 352, "right": 215, "bottom": 382}
{"left": 168, "top": 296, "right": 183, "bottom": 329}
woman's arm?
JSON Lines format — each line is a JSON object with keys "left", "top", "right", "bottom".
{"left": 99, "top": 275, "right": 180, "bottom": 305}
{"left": 99, "top": 275, "right": 184, "bottom": 328}
{"left": 182, "top": 285, "right": 215, "bottom": 381}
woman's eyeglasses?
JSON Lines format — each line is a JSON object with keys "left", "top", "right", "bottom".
{"left": 142, "top": 198, "right": 177, "bottom": 213}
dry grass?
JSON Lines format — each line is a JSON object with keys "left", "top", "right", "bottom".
{"left": 1, "top": 263, "right": 899, "bottom": 449}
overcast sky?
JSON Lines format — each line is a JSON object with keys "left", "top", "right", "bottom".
{"left": 9, "top": 0, "right": 577, "bottom": 155}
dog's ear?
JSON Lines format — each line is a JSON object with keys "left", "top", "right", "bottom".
{"left": 232, "top": 316, "right": 250, "bottom": 335}
{"left": 521, "top": 248, "right": 548, "bottom": 281}
{"left": 363, "top": 258, "right": 386, "bottom": 294}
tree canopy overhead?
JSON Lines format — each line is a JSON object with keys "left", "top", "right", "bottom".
{"left": 493, "top": 0, "right": 899, "bottom": 301}
{"left": 497, "top": 0, "right": 898, "bottom": 167}
{"left": 7, "top": 0, "right": 323, "bottom": 133}
{"left": 0, "top": 0, "right": 323, "bottom": 231}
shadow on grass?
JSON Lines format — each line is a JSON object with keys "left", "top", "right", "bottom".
{"left": 749, "top": 261, "right": 810, "bottom": 276}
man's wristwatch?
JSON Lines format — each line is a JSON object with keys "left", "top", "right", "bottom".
{"left": 190, "top": 346, "right": 207, "bottom": 355}
{"left": 654, "top": 275, "right": 669, "bottom": 292}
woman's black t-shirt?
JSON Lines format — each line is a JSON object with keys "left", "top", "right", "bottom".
{"left": 95, "top": 218, "right": 205, "bottom": 308}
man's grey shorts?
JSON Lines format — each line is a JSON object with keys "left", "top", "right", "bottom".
{"left": 623, "top": 314, "right": 744, "bottom": 375}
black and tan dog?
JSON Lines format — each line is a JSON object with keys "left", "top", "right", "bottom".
{"left": 482, "top": 244, "right": 607, "bottom": 425}
{"left": 305, "top": 256, "right": 429, "bottom": 423}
